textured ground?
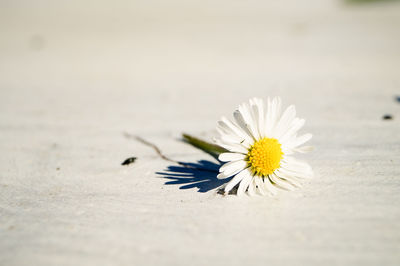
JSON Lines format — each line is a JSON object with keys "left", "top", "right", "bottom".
{"left": 1, "top": 0, "right": 400, "bottom": 265}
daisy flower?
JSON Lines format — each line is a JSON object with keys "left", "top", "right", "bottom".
{"left": 215, "top": 97, "right": 313, "bottom": 196}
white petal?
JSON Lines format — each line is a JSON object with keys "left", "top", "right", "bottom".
{"left": 270, "top": 173, "right": 296, "bottom": 191}
{"left": 218, "top": 117, "right": 253, "bottom": 144}
{"left": 214, "top": 139, "right": 248, "bottom": 154}
{"left": 219, "top": 161, "right": 247, "bottom": 176}
{"left": 216, "top": 125, "right": 238, "bottom": 140}
{"left": 233, "top": 110, "right": 256, "bottom": 140}
{"left": 224, "top": 168, "right": 249, "bottom": 193}
{"left": 216, "top": 124, "right": 230, "bottom": 136}
{"left": 243, "top": 102, "right": 261, "bottom": 140}
{"left": 216, "top": 126, "right": 252, "bottom": 148}
{"left": 263, "top": 176, "right": 278, "bottom": 196}
{"left": 293, "top": 146, "right": 314, "bottom": 153}
{"left": 219, "top": 133, "right": 250, "bottom": 148}
{"left": 281, "top": 147, "right": 294, "bottom": 155}
{"left": 274, "top": 169, "right": 303, "bottom": 188}
{"left": 247, "top": 178, "right": 257, "bottom": 196}
{"left": 217, "top": 172, "right": 229, "bottom": 179}
{"left": 279, "top": 118, "right": 305, "bottom": 144}
{"left": 254, "top": 177, "right": 267, "bottom": 196}
{"left": 218, "top": 152, "right": 246, "bottom": 162}
{"left": 217, "top": 130, "right": 241, "bottom": 142}
{"left": 273, "top": 105, "right": 296, "bottom": 138}
{"left": 287, "top": 133, "right": 312, "bottom": 149}
{"left": 265, "top": 97, "right": 272, "bottom": 135}
{"left": 265, "top": 97, "right": 281, "bottom": 136}
{"left": 255, "top": 98, "right": 266, "bottom": 138}
{"left": 279, "top": 166, "right": 312, "bottom": 180}
{"left": 280, "top": 158, "right": 313, "bottom": 179}
{"left": 237, "top": 169, "right": 253, "bottom": 196}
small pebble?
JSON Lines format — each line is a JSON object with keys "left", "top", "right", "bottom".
{"left": 122, "top": 157, "right": 137, "bottom": 166}
{"left": 382, "top": 114, "right": 393, "bottom": 120}
{"left": 395, "top": 96, "right": 400, "bottom": 103}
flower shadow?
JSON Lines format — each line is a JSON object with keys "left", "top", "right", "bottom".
{"left": 156, "top": 160, "right": 229, "bottom": 193}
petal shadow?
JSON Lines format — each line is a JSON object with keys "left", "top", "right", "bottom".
{"left": 156, "top": 160, "right": 230, "bottom": 193}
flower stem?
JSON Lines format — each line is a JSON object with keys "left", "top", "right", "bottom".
{"left": 182, "top": 133, "right": 227, "bottom": 160}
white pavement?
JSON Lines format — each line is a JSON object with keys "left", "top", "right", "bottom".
{"left": 1, "top": 1, "right": 399, "bottom": 265}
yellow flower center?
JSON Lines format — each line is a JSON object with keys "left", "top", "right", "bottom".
{"left": 246, "top": 137, "right": 284, "bottom": 176}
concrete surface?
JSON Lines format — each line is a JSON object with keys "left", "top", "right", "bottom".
{"left": 0, "top": 0, "right": 399, "bottom": 265}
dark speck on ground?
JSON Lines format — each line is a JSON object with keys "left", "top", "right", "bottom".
{"left": 382, "top": 114, "right": 393, "bottom": 120}
{"left": 122, "top": 157, "right": 137, "bottom": 166}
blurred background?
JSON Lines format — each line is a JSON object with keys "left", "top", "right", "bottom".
{"left": 1, "top": 1, "right": 400, "bottom": 266}
{"left": 1, "top": 0, "right": 399, "bottom": 133}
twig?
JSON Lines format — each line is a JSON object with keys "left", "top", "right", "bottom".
{"left": 123, "top": 132, "right": 219, "bottom": 173}
{"left": 123, "top": 132, "right": 176, "bottom": 163}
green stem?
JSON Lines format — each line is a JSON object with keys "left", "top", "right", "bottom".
{"left": 182, "top": 133, "right": 228, "bottom": 160}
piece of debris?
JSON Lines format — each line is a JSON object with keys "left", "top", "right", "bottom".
{"left": 122, "top": 157, "right": 137, "bottom": 166}
{"left": 395, "top": 96, "right": 400, "bottom": 103}
{"left": 382, "top": 114, "right": 393, "bottom": 120}
{"left": 123, "top": 132, "right": 220, "bottom": 173}
{"left": 123, "top": 132, "right": 176, "bottom": 163}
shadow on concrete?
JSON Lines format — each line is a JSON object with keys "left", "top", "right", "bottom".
{"left": 157, "top": 160, "right": 229, "bottom": 193}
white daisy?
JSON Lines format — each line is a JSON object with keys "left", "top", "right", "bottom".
{"left": 215, "top": 97, "right": 313, "bottom": 196}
